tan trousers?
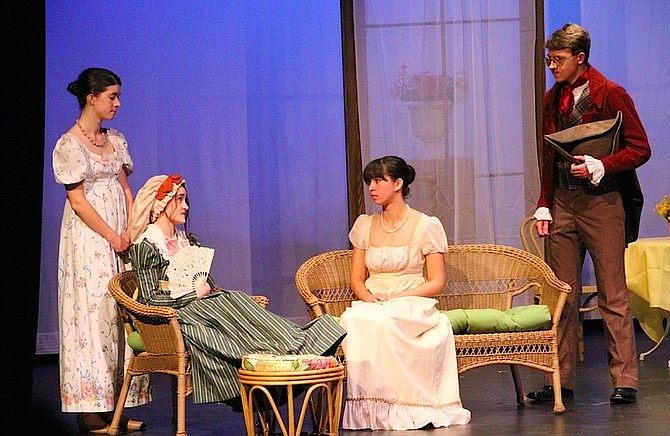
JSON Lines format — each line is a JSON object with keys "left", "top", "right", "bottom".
{"left": 546, "top": 188, "right": 638, "bottom": 390}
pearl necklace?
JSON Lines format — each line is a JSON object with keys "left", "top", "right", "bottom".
{"left": 380, "top": 204, "right": 410, "bottom": 233}
{"left": 75, "top": 119, "right": 107, "bottom": 148}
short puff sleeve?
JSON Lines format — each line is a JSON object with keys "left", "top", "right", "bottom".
{"left": 52, "top": 134, "right": 88, "bottom": 185}
{"left": 348, "top": 214, "right": 372, "bottom": 249}
{"left": 420, "top": 215, "right": 448, "bottom": 255}
{"left": 108, "top": 128, "right": 134, "bottom": 176}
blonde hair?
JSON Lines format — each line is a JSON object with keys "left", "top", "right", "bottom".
{"left": 546, "top": 23, "right": 591, "bottom": 63}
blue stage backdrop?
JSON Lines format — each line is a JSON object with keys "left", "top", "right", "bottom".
{"left": 39, "top": 0, "right": 349, "bottom": 354}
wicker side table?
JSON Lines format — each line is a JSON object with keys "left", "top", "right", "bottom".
{"left": 238, "top": 365, "right": 344, "bottom": 436}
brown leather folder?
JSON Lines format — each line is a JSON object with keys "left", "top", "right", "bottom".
{"left": 544, "top": 111, "right": 622, "bottom": 161}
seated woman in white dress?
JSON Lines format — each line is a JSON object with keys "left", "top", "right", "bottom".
{"left": 127, "top": 174, "right": 346, "bottom": 410}
{"left": 339, "top": 156, "right": 471, "bottom": 430}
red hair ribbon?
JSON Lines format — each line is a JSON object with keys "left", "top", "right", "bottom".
{"left": 155, "top": 174, "right": 183, "bottom": 200}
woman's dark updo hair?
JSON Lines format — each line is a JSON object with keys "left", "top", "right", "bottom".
{"left": 363, "top": 155, "right": 416, "bottom": 198}
{"left": 67, "top": 68, "right": 122, "bottom": 109}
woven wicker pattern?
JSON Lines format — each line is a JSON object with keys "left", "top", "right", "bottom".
{"left": 295, "top": 244, "right": 571, "bottom": 413}
{"left": 107, "top": 270, "right": 270, "bottom": 434}
{"left": 238, "top": 365, "right": 345, "bottom": 435}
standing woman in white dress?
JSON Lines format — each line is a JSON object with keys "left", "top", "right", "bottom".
{"left": 52, "top": 68, "right": 149, "bottom": 433}
{"left": 339, "top": 155, "right": 471, "bottom": 430}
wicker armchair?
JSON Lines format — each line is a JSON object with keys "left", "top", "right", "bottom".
{"left": 295, "top": 244, "right": 571, "bottom": 414}
{"left": 108, "top": 270, "right": 270, "bottom": 435}
{"left": 520, "top": 215, "right": 598, "bottom": 362}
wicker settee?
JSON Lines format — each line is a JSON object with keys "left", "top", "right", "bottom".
{"left": 294, "top": 244, "right": 571, "bottom": 413}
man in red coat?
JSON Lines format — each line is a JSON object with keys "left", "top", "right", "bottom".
{"left": 528, "top": 23, "right": 651, "bottom": 404}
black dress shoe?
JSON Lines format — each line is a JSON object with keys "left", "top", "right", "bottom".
{"left": 610, "top": 387, "right": 637, "bottom": 404}
{"left": 527, "top": 385, "right": 574, "bottom": 402}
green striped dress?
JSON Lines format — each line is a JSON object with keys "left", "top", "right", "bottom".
{"left": 129, "top": 235, "right": 346, "bottom": 404}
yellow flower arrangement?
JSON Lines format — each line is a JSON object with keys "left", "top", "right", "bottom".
{"left": 656, "top": 194, "right": 670, "bottom": 221}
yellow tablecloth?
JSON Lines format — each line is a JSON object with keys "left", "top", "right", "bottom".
{"left": 625, "top": 237, "right": 670, "bottom": 344}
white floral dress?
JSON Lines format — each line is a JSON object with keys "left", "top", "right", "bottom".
{"left": 339, "top": 213, "right": 471, "bottom": 430}
{"left": 53, "top": 130, "right": 151, "bottom": 412}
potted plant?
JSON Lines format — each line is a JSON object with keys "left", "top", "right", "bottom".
{"left": 389, "top": 64, "right": 467, "bottom": 147}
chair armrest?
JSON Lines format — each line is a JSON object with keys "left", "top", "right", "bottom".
{"left": 251, "top": 295, "right": 269, "bottom": 309}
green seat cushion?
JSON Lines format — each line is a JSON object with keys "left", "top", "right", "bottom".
{"left": 505, "top": 305, "right": 553, "bottom": 331}
{"left": 443, "top": 308, "right": 469, "bottom": 333}
{"left": 441, "top": 305, "right": 551, "bottom": 334}
{"left": 127, "top": 331, "right": 145, "bottom": 353}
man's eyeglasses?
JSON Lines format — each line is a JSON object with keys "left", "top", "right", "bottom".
{"left": 545, "top": 54, "right": 576, "bottom": 67}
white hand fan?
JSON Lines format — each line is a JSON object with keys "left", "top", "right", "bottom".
{"left": 166, "top": 245, "right": 215, "bottom": 298}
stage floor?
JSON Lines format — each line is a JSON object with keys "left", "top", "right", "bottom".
{"left": 32, "top": 320, "right": 669, "bottom": 435}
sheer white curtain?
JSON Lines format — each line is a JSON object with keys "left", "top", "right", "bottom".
{"left": 354, "top": 0, "right": 539, "bottom": 246}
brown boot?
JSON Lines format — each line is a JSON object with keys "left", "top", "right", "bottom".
{"left": 99, "top": 412, "right": 146, "bottom": 432}
{"left": 76, "top": 413, "right": 108, "bottom": 434}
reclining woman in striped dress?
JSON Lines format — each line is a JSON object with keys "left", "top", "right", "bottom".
{"left": 127, "top": 173, "right": 346, "bottom": 410}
